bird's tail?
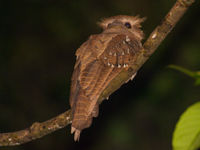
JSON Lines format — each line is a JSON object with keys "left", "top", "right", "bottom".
{"left": 71, "top": 89, "right": 99, "bottom": 141}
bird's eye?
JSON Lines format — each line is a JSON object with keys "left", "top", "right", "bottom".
{"left": 107, "top": 23, "right": 112, "bottom": 28}
{"left": 125, "top": 22, "right": 131, "bottom": 28}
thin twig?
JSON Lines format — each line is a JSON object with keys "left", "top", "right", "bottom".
{"left": 0, "top": 0, "right": 195, "bottom": 146}
{"left": 0, "top": 110, "right": 72, "bottom": 146}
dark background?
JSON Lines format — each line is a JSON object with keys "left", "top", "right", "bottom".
{"left": 0, "top": 0, "right": 200, "bottom": 150}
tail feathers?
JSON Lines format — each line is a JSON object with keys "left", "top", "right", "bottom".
{"left": 71, "top": 127, "right": 81, "bottom": 141}
{"left": 70, "top": 88, "right": 100, "bottom": 141}
{"left": 71, "top": 106, "right": 99, "bottom": 141}
{"left": 71, "top": 116, "right": 93, "bottom": 141}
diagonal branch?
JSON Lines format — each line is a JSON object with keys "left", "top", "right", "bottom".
{"left": 0, "top": 0, "right": 195, "bottom": 146}
{"left": 0, "top": 110, "right": 72, "bottom": 146}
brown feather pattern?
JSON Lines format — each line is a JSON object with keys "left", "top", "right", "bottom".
{"left": 69, "top": 15, "right": 144, "bottom": 141}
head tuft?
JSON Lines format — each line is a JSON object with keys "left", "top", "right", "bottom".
{"left": 98, "top": 15, "right": 145, "bottom": 30}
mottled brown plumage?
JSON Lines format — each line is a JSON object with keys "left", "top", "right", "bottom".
{"left": 69, "top": 15, "right": 145, "bottom": 141}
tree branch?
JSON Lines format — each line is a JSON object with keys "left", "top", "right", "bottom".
{"left": 0, "top": 0, "right": 195, "bottom": 146}
{"left": 0, "top": 110, "right": 72, "bottom": 146}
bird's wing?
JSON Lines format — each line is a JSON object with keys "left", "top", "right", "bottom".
{"left": 69, "top": 34, "right": 113, "bottom": 107}
{"left": 79, "top": 34, "right": 142, "bottom": 116}
{"left": 69, "top": 33, "right": 142, "bottom": 141}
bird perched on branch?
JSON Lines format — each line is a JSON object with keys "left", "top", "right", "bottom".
{"left": 69, "top": 15, "right": 145, "bottom": 141}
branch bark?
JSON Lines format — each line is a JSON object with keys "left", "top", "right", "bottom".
{"left": 0, "top": 0, "right": 195, "bottom": 146}
{"left": 0, "top": 110, "right": 72, "bottom": 146}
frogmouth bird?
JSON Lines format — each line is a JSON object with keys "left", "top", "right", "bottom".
{"left": 69, "top": 15, "right": 145, "bottom": 141}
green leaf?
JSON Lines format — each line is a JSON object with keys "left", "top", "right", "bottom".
{"left": 195, "top": 79, "right": 200, "bottom": 86}
{"left": 168, "top": 65, "right": 200, "bottom": 86}
{"left": 168, "top": 65, "right": 196, "bottom": 78}
{"left": 172, "top": 102, "right": 200, "bottom": 150}
{"left": 195, "top": 72, "right": 200, "bottom": 79}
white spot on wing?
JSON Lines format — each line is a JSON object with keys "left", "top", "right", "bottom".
{"left": 127, "top": 48, "right": 130, "bottom": 54}
{"left": 126, "top": 36, "right": 130, "bottom": 42}
{"left": 123, "top": 64, "right": 128, "bottom": 68}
